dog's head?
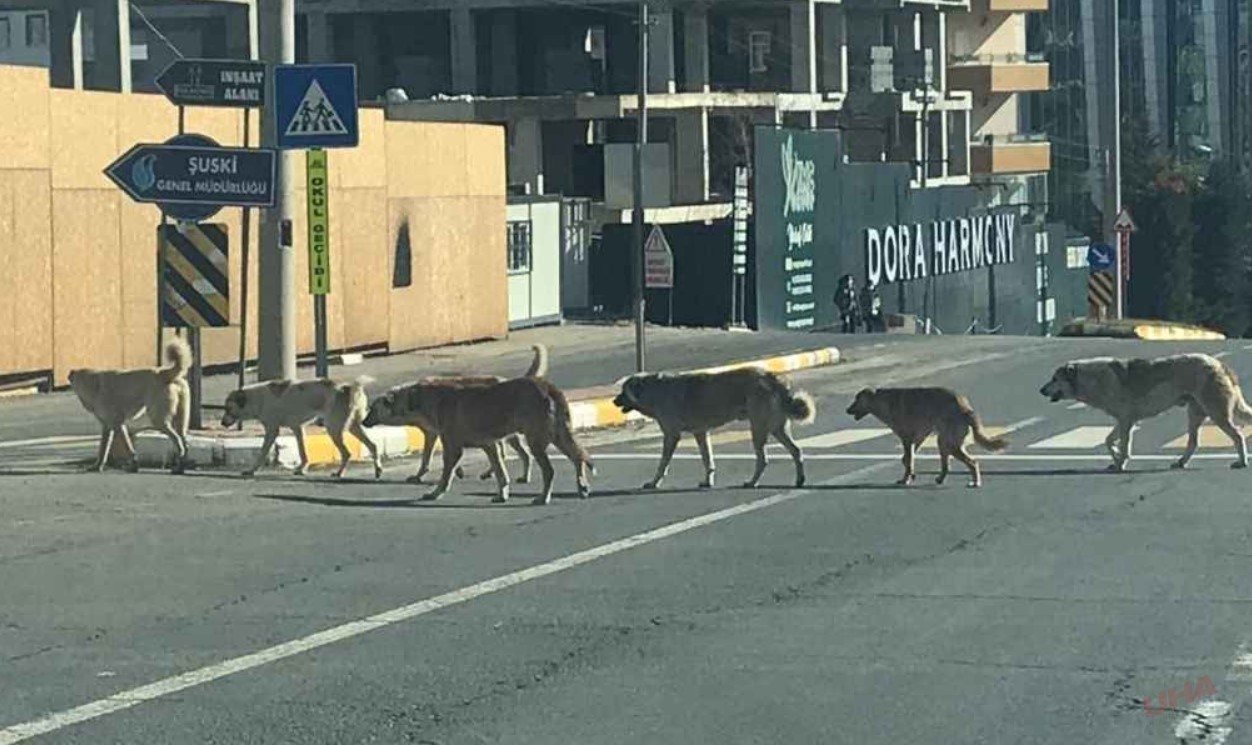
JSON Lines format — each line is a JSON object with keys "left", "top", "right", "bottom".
{"left": 845, "top": 387, "right": 877, "bottom": 421}
{"left": 613, "top": 374, "right": 656, "bottom": 415}
{"left": 1040, "top": 363, "right": 1079, "bottom": 403}
{"left": 220, "top": 389, "right": 251, "bottom": 428}
{"left": 363, "top": 389, "right": 405, "bottom": 428}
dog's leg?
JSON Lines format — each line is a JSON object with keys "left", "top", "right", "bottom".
{"left": 772, "top": 425, "right": 805, "bottom": 488}
{"left": 425, "top": 442, "right": 462, "bottom": 501}
{"left": 292, "top": 426, "right": 311, "bottom": 476}
{"left": 1103, "top": 426, "right": 1124, "bottom": 470}
{"left": 900, "top": 437, "right": 918, "bottom": 486}
{"left": 478, "top": 440, "right": 516, "bottom": 482}
{"left": 116, "top": 425, "right": 142, "bottom": 474}
{"left": 408, "top": 429, "right": 437, "bottom": 484}
{"left": 484, "top": 444, "right": 511, "bottom": 503}
{"left": 529, "top": 441, "right": 557, "bottom": 506}
{"left": 243, "top": 427, "right": 280, "bottom": 477}
{"left": 507, "top": 435, "right": 532, "bottom": 484}
{"left": 646, "top": 431, "right": 680, "bottom": 490}
{"left": 546, "top": 431, "right": 590, "bottom": 499}
{"left": 694, "top": 432, "right": 716, "bottom": 489}
{"left": 953, "top": 443, "right": 982, "bottom": 488}
{"left": 150, "top": 423, "right": 185, "bottom": 475}
{"left": 328, "top": 427, "right": 353, "bottom": 479}
{"left": 350, "top": 421, "right": 383, "bottom": 479}
{"left": 1212, "top": 411, "right": 1248, "bottom": 470}
{"left": 1107, "top": 422, "right": 1133, "bottom": 472}
{"left": 91, "top": 425, "right": 115, "bottom": 472}
{"left": 1174, "top": 402, "right": 1208, "bottom": 470}
{"left": 934, "top": 440, "right": 950, "bottom": 485}
{"left": 743, "top": 424, "right": 770, "bottom": 488}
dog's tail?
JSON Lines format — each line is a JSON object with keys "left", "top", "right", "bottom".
{"left": 524, "top": 344, "right": 549, "bottom": 378}
{"left": 160, "top": 337, "right": 193, "bottom": 384}
{"left": 763, "top": 372, "right": 817, "bottom": 425}
{"left": 962, "top": 403, "right": 1009, "bottom": 451}
{"left": 546, "top": 384, "right": 596, "bottom": 477}
{"left": 1219, "top": 361, "right": 1252, "bottom": 424}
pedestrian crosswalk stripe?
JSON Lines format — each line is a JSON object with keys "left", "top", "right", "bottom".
{"left": 1029, "top": 425, "right": 1117, "bottom": 449}
{"left": 284, "top": 80, "right": 348, "bottom": 136}
{"left": 1163, "top": 425, "right": 1251, "bottom": 449}
{"left": 676, "top": 430, "right": 754, "bottom": 448}
{"left": 796, "top": 429, "right": 891, "bottom": 448}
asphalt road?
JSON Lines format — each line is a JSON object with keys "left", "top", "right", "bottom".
{"left": 3, "top": 333, "right": 1252, "bottom": 744}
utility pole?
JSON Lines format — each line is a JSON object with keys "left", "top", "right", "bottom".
{"left": 633, "top": 1, "right": 649, "bottom": 373}
{"left": 258, "top": 0, "right": 297, "bottom": 381}
{"left": 1105, "top": 0, "right": 1124, "bottom": 319}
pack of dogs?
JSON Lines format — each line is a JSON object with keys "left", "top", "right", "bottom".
{"left": 68, "top": 341, "right": 1252, "bottom": 498}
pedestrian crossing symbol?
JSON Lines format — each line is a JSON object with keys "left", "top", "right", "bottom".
{"left": 274, "top": 63, "right": 359, "bottom": 149}
{"left": 285, "top": 80, "right": 348, "bottom": 137}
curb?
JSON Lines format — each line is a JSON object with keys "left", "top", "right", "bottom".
{"left": 134, "top": 346, "right": 842, "bottom": 471}
{"left": 1059, "top": 318, "right": 1226, "bottom": 341}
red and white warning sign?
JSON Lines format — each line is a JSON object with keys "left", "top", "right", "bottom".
{"left": 644, "top": 225, "right": 674, "bottom": 289}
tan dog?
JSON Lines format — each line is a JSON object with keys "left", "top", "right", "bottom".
{"left": 67, "top": 337, "right": 192, "bottom": 474}
{"left": 220, "top": 377, "right": 381, "bottom": 479}
{"left": 1040, "top": 353, "right": 1252, "bottom": 471}
{"left": 404, "top": 377, "right": 593, "bottom": 505}
{"left": 846, "top": 387, "right": 1008, "bottom": 488}
{"left": 613, "top": 367, "right": 816, "bottom": 489}
{"left": 362, "top": 344, "right": 547, "bottom": 484}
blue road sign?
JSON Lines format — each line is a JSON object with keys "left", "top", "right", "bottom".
{"left": 1087, "top": 242, "right": 1115, "bottom": 273}
{"left": 105, "top": 133, "right": 277, "bottom": 221}
{"left": 275, "top": 64, "right": 359, "bottom": 149}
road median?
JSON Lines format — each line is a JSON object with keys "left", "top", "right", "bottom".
{"left": 1058, "top": 318, "right": 1226, "bottom": 341}
{"left": 134, "top": 346, "right": 842, "bottom": 471}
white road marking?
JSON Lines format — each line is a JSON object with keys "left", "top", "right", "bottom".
{"left": 1242, "top": 344, "right": 1252, "bottom": 351}
{"left": 1230, "top": 645, "right": 1252, "bottom": 681}
{"left": 0, "top": 436, "right": 95, "bottom": 450}
{"left": 796, "top": 429, "right": 890, "bottom": 448}
{"left": 1174, "top": 700, "right": 1232, "bottom": 743}
{"left": 1214, "top": 351, "right": 1231, "bottom": 359}
{"left": 590, "top": 452, "right": 1236, "bottom": 462}
{"left": 1028, "top": 426, "right": 1116, "bottom": 449}
{"left": 1002, "top": 416, "right": 1046, "bottom": 433}
{"left": 1066, "top": 402, "right": 1087, "bottom": 410}
{"left": 0, "top": 462, "right": 894, "bottom": 745}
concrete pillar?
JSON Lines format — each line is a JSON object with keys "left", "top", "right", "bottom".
{"left": 89, "top": 0, "right": 131, "bottom": 93}
{"left": 673, "top": 109, "right": 709, "bottom": 204}
{"left": 509, "top": 118, "right": 544, "bottom": 194}
{"left": 48, "top": 0, "right": 84, "bottom": 89}
{"left": 817, "top": 4, "right": 843, "bottom": 93}
{"left": 790, "top": 0, "right": 815, "bottom": 95}
{"left": 648, "top": 7, "right": 675, "bottom": 93}
{"left": 353, "top": 15, "right": 379, "bottom": 100}
{"left": 305, "top": 11, "right": 331, "bottom": 63}
{"left": 682, "top": 6, "right": 709, "bottom": 93}
{"left": 450, "top": 6, "right": 477, "bottom": 94}
{"left": 489, "top": 10, "right": 518, "bottom": 96}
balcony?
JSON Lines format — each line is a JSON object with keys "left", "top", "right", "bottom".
{"left": 970, "top": 134, "right": 1051, "bottom": 175}
{"left": 988, "top": 0, "right": 1049, "bottom": 10}
{"left": 948, "top": 53, "right": 1050, "bottom": 94}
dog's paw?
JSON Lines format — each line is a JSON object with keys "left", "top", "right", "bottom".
{"left": 406, "top": 473, "right": 426, "bottom": 484}
{"left": 240, "top": 470, "right": 257, "bottom": 478}
{"left": 642, "top": 481, "right": 660, "bottom": 490}
{"left": 125, "top": 461, "right": 140, "bottom": 474}
{"left": 1233, "top": 461, "right": 1249, "bottom": 470}
{"left": 1105, "top": 463, "right": 1126, "bottom": 473}
{"left": 531, "top": 494, "right": 553, "bottom": 506}
{"left": 698, "top": 481, "right": 713, "bottom": 490}
{"left": 967, "top": 481, "right": 982, "bottom": 489}
{"left": 578, "top": 486, "right": 590, "bottom": 500}
{"left": 795, "top": 476, "right": 806, "bottom": 488}
{"left": 492, "top": 491, "right": 510, "bottom": 504}
{"left": 1171, "top": 460, "right": 1188, "bottom": 470}
{"left": 421, "top": 491, "right": 443, "bottom": 501}
{"left": 741, "top": 480, "right": 761, "bottom": 489}
{"left": 517, "top": 475, "right": 530, "bottom": 484}
{"left": 374, "top": 466, "right": 383, "bottom": 480}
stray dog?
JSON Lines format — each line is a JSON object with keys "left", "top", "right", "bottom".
{"left": 362, "top": 344, "right": 548, "bottom": 484}
{"left": 68, "top": 337, "right": 192, "bottom": 474}
{"left": 220, "top": 376, "right": 381, "bottom": 479}
{"left": 846, "top": 387, "right": 1008, "bottom": 488}
{"left": 613, "top": 367, "right": 816, "bottom": 489}
{"left": 403, "top": 377, "right": 593, "bottom": 505}
{"left": 1039, "top": 354, "right": 1252, "bottom": 471}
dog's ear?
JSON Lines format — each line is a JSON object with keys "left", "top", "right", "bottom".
{"left": 1062, "top": 363, "right": 1078, "bottom": 383}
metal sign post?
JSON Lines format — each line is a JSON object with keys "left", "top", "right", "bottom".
{"left": 1112, "top": 208, "right": 1137, "bottom": 319}
{"left": 306, "top": 148, "right": 331, "bottom": 377}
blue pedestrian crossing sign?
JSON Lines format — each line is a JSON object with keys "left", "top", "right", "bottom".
{"left": 274, "top": 64, "right": 358, "bottom": 149}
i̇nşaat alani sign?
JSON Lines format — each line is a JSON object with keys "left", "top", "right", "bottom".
{"left": 751, "top": 126, "right": 1023, "bottom": 332}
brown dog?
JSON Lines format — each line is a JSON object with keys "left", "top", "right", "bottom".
{"left": 613, "top": 367, "right": 816, "bottom": 489}
{"left": 403, "top": 377, "right": 593, "bottom": 505}
{"left": 846, "top": 387, "right": 1008, "bottom": 488}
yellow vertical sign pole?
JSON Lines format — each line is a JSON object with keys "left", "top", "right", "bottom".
{"left": 307, "top": 148, "right": 330, "bottom": 377}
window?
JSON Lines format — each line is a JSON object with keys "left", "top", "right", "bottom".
{"left": 25, "top": 12, "right": 46, "bottom": 47}
{"left": 507, "top": 220, "right": 532, "bottom": 274}
{"left": 0, "top": 18, "right": 10, "bottom": 50}
{"left": 748, "top": 30, "right": 771, "bottom": 73}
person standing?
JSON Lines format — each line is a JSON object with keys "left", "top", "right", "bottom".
{"left": 833, "top": 274, "right": 859, "bottom": 333}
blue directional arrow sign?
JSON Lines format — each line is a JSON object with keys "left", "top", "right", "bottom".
{"left": 105, "top": 133, "right": 277, "bottom": 221}
{"left": 1087, "top": 242, "right": 1115, "bottom": 273}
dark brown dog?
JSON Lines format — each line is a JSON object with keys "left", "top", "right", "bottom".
{"left": 403, "top": 377, "right": 593, "bottom": 505}
{"left": 846, "top": 387, "right": 1008, "bottom": 488}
